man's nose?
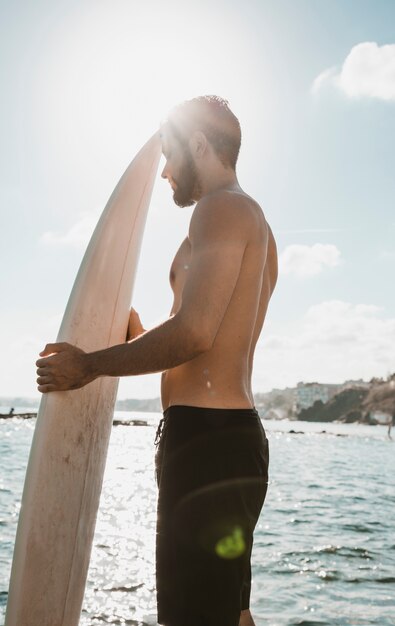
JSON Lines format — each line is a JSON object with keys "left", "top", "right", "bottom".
{"left": 161, "top": 162, "right": 169, "bottom": 180}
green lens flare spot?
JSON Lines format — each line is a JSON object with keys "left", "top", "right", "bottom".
{"left": 215, "top": 525, "right": 246, "bottom": 559}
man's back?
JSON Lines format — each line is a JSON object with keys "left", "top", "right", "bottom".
{"left": 161, "top": 188, "right": 278, "bottom": 409}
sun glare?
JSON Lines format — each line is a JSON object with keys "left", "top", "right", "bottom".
{"left": 32, "top": 0, "right": 263, "bottom": 167}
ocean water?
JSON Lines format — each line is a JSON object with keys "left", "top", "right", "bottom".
{"left": 0, "top": 408, "right": 394, "bottom": 626}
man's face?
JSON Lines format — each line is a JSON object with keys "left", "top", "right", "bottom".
{"left": 161, "top": 129, "right": 201, "bottom": 208}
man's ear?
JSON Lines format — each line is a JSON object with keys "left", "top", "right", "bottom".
{"left": 189, "top": 130, "right": 207, "bottom": 159}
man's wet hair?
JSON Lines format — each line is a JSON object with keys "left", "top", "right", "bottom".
{"left": 163, "top": 95, "right": 242, "bottom": 170}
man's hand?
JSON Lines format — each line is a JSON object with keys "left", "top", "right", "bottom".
{"left": 127, "top": 307, "right": 146, "bottom": 341}
{"left": 36, "top": 342, "right": 95, "bottom": 393}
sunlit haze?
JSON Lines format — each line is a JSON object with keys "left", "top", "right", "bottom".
{"left": 1, "top": 0, "right": 394, "bottom": 400}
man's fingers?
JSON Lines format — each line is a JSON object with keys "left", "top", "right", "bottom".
{"left": 39, "top": 343, "right": 57, "bottom": 357}
{"left": 36, "top": 342, "right": 70, "bottom": 366}
{"left": 39, "top": 342, "right": 70, "bottom": 357}
{"left": 35, "top": 342, "right": 86, "bottom": 393}
{"left": 36, "top": 357, "right": 50, "bottom": 367}
{"left": 37, "top": 376, "right": 51, "bottom": 385}
{"left": 38, "top": 384, "right": 56, "bottom": 393}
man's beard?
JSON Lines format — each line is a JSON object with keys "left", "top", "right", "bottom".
{"left": 172, "top": 149, "right": 201, "bottom": 208}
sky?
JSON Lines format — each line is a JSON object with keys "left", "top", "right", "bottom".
{"left": 1, "top": 0, "right": 394, "bottom": 400}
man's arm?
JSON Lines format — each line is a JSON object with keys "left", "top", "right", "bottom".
{"left": 36, "top": 193, "right": 251, "bottom": 392}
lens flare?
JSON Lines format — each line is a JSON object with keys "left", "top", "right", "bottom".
{"left": 215, "top": 525, "right": 246, "bottom": 559}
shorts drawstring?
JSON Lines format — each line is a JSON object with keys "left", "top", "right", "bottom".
{"left": 155, "top": 414, "right": 169, "bottom": 446}
{"left": 155, "top": 412, "right": 169, "bottom": 486}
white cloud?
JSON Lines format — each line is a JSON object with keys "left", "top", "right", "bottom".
{"left": 312, "top": 42, "right": 395, "bottom": 101}
{"left": 254, "top": 300, "right": 395, "bottom": 391}
{"left": 279, "top": 243, "right": 341, "bottom": 278}
{"left": 311, "top": 66, "right": 338, "bottom": 95}
{"left": 40, "top": 212, "right": 98, "bottom": 248}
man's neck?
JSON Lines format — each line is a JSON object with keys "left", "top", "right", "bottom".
{"left": 197, "top": 170, "right": 241, "bottom": 200}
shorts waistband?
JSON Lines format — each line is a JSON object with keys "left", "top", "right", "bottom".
{"left": 155, "top": 405, "right": 263, "bottom": 447}
{"left": 163, "top": 404, "right": 258, "bottom": 418}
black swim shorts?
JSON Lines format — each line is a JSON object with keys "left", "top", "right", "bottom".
{"left": 154, "top": 405, "right": 269, "bottom": 626}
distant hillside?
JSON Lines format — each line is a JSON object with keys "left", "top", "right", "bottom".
{"left": 254, "top": 387, "right": 295, "bottom": 419}
{"left": 115, "top": 397, "right": 162, "bottom": 412}
{"left": 297, "top": 387, "right": 369, "bottom": 423}
{"left": 297, "top": 374, "right": 395, "bottom": 423}
{"left": 0, "top": 397, "right": 40, "bottom": 409}
{"left": 0, "top": 396, "right": 163, "bottom": 413}
{"left": 362, "top": 377, "right": 395, "bottom": 416}
{"left": 1, "top": 374, "right": 394, "bottom": 421}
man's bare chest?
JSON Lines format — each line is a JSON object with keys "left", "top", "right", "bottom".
{"left": 169, "top": 237, "right": 191, "bottom": 296}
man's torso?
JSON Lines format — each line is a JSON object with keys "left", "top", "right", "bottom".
{"left": 161, "top": 190, "right": 278, "bottom": 410}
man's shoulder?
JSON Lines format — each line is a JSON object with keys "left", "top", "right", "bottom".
{"left": 192, "top": 189, "right": 266, "bottom": 233}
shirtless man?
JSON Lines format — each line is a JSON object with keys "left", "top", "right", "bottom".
{"left": 36, "top": 96, "right": 278, "bottom": 626}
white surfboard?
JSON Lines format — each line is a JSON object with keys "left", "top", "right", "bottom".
{"left": 5, "top": 133, "right": 161, "bottom": 626}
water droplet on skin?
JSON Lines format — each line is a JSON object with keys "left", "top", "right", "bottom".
{"left": 184, "top": 264, "right": 189, "bottom": 270}
{"left": 207, "top": 381, "right": 212, "bottom": 389}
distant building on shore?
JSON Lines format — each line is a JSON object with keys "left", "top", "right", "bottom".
{"left": 294, "top": 382, "right": 341, "bottom": 412}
